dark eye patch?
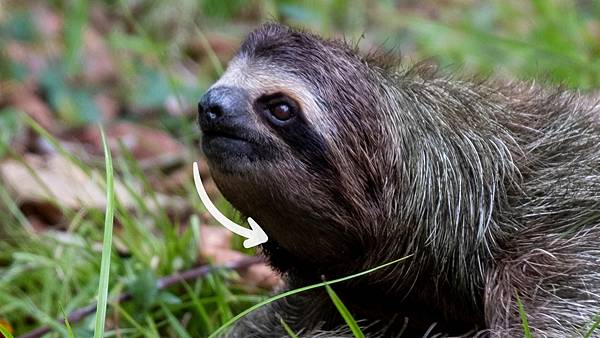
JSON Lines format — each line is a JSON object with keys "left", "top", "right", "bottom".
{"left": 254, "top": 93, "right": 300, "bottom": 126}
{"left": 254, "top": 92, "right": 336, "bottom": 177}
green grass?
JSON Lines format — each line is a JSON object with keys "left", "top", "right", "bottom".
{"left": 207, "top": 256, "right": 411, "bottom": 338}
{"left": 0, "top": 114, "right": 255, "bottom": 336}
{"left": 279, "top": 317, "right": 300, "bottom": 338}
{"left": 516, "top": 293, "right": 532, "bottom": 338}
{"left": 63, "top": 312, "right": 76, "bottom": 338}
{"left": 325, "top": 283, "right": 365, "bottom": 338}
{"left": 93, "top": 127, "right": 115, "bottom": 338}
{"left": 585, "top": 313, "right": 600, "bottom": 338}
{"left": 0, "top": 324, "right": 14, "bottom": 338}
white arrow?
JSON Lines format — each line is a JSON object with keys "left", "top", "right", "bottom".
{"left": 193, "top": 162, "right": 268, "bottom": 248}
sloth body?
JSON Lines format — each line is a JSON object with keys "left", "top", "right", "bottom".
{"left": 198, "top": 23, "right": 600, "bottom": 337}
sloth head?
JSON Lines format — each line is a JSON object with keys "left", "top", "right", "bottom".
{"left": 197, "top": 23, "right": 397, "bottom": 273}
{"left": 197, "top": 23, "right": 515, "bottom": 280}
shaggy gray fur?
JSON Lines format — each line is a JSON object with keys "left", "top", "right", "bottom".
{"left": 199, "top": 23, "right": 600, "bottom": 337}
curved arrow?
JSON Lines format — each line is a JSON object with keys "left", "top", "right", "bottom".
{"left": 193, "top": 162, "right": 268, "bottom": 248}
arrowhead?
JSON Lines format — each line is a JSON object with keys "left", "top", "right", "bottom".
{"left": 242, "top": 218, "right": 268, "bottom": 248}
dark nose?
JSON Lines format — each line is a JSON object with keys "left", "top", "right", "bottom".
{"left": 197, "top": 86, "right": 249, "bottom": 129}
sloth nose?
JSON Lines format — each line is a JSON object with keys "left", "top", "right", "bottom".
{"left": 198, "top": 86, "right": 248, "bottom": 128}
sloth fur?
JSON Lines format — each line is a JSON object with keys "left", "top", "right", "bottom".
{"left": 197, "top": 23, "right": 600, "bottom": 337}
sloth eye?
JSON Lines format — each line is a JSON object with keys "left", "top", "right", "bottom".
{"left": 255, "top": 93, "right": 299, "bottom": 126}
{"left": 268, "top": 102, "right": 293, "bottom": 121}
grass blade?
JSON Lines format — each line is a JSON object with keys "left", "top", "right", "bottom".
{"left": 113, "top": 303, "right": 155, "bottom": 337}
{"left": 207, "top": 255, "right": 412, "bottom": 338}
{"left": 93, "top": 126, "right": 116, "bottom": 338}
{"left": 324, "top": 283, "right": 365, "bottom": 338}
{"left": 160, "top": 303, "right": 193, "bottom": 338}
{"left": 63, "top": 313, "right": 76, "bottom": 338}
{"left": 515, "top": 292, "right": 532, "bottom": 338}
{"left": 279, "top": 317, "right": 299, "bottom": 338}
{"left": 584, "top": 312, "right": 600, "bottom": 338}
{"left": 0, "top": 321, "right": 14, "bottom": 338}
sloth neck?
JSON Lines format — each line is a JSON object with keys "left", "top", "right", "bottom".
{"left": 260, "top": 216, "right": 490, "bottom": 332}
{"left": 261, "top": 232, "right": 487, "bottom": 334}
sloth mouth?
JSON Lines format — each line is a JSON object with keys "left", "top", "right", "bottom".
{"left": 203, "top": 130, "right": 248, "bottom": 143}
{"left": 202, "top": 129, "right": 253, "bottom": 155}
{"left": 200, "top": 125, "right": 278, "bottom": 174}
{"left": 201, "top": 120, "right": 254, "bottom": 144}
{"left": 201, "top": 127, "right": 260, "bottom": 171}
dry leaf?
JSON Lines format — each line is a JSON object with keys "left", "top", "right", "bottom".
{"left": 9, "top": 87, "right": 55, "bottom": 131}
{"left": 60, "top": 122, "right": 187, "bottom": 169}
{"left": 26, "top": 214, "right": 51, "bottom": 233}
{"left": 0, "top": 154, "right": 133, "bottom": 210}
{"left": 155, "top": 161, "right": 216, "bottom": 195}
{"left": 6, "top": 41, "right": 49, "bottom": 84}
{"left": 89, "top": 4, "right": 112, "bottom": 34}
{"left": 0, "top": 154, "right": 187, "bottom": 215}
{"left": 94, "top": 93, "right": 119, "bottom": 121}
{"left": 31, "top": 4, "right": 62, "bottom": 39}
{"left": 186, "top": 32, "right": 239, "bottom": 62}
{"left": 108, "top": 122, "right": 185, "bottom": 163}
{"left": 199, "top": 225, "right": 280, "bottom": 289}
{"left": 199, "top": 225, "right": 232, "bottom": 253}
{"left": 21, "top": 201, "right": 62, "bottom": 226}
{"left": 82, "top": 27, "right": 116, "bottom": 84}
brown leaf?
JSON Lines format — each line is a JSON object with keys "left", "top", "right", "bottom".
{"left": 0, "top": 154, "right": 129, "bottom": 210}
{"left": 26, "top": 214, "right": 52, "bottom": 233}
{"left": 156, "top": 161, "right": 216, "bottom": 195}
{"left": 110, "top": 122, "right": 184, "bottom": 159}
{"left": 89, "top": 4, "right": 112, "bottom": 34}
{"left": 82, "top": 27, "right": 116, "bottom": 85}
{"left": 185, "top": 32, "right": 239, "bottom": 62}
{"left": 0, "top": 154, "right": 187, "bottom": 217}
{"left": 6, "top": 41, "right": 50, "bottom": 84}
{"left": 198, "top": 225, "right": 280, "bottom": 289}
{"left": 164, "top": 94, "right": 188, "bottom": 117}
{"left": 21, "top": 201, "right": 62, "bottom": 227}
{"left": 94, "top": 93, "right": 119, "bottom": 121}
{"left": 199, "top": 225, "right": 232, "bottom": 253}
{"left": 154, "top": 163, "right": 191, "bottom": 193}
{"left": 31, "top": 4, "right": 62, "bottom": 40}
{"left": 9, "top": 86, "right": 55, "bottom": 131}
{"left": 61, "top": 122, "right": 187, "bottom": 169}
{"left": 207, "top": 33, "right": 239, "bottom": 54}
{"left": 244, "top": 263, "right": 282, "bottom": 289}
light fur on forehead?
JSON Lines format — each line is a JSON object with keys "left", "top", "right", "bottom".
{"left": 211, "top": 56, "right": 338, "bottom": 137}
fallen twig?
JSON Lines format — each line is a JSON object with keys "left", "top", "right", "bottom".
{"left": 18, "top": 256, "right": 264, "bottom": 338}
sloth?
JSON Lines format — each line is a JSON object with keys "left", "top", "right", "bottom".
{"left": 197, "top": 23, "right": 600, "bottom": 337}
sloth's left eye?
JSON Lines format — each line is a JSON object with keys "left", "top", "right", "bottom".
{"left": 256, "top": 93, "right": 299, "bottom": 126}
{"left": 269, "top": 102, "right": 293, "bottom": 121}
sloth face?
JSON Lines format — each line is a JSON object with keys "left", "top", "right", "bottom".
{"left": 197, "top": 23, "right": 390, "bottom": 265}
{"left": 197, "top": 69, "right": 323, "bottom": 175}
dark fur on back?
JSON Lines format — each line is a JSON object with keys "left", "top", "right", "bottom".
{"left": 203, "top": 23, "right": 600, "bottom": 337}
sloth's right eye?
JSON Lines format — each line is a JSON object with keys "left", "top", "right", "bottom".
{"left": 255, "top": 93, "right": 299, "bottom": 126}
{"left": 268, "top": 102, "right": 292, "bottom": 121}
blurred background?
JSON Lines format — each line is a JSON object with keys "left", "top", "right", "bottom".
{"left": 0, "top": 0, "right": 599, "bottom": 337}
